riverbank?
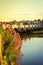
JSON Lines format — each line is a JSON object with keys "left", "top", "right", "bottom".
{"left": 20, "top": 31, "right": 43, "bottom": 39}
{"left": 16, "top": 28, "right": 43, "bottom": 37}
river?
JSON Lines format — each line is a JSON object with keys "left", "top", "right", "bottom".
{"left": 20, "top": 37, "right": 43, "bottom": 65}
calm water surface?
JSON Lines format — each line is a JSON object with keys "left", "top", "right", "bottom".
{"left": 20, "top": 37, "right": 43, "bottom": 65}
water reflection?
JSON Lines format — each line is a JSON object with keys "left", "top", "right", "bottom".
{"left": 20, "top": 36, "right": 43, "bottom": 65}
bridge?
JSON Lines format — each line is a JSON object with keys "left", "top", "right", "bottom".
{"left": 2, "top": 23, "right": 42, "bottom": 29}
{"left": 0, "top": 22, "right": 43, "bottom": 33}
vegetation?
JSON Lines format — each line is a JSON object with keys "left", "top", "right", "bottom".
{"left": 0, "top": 26, "right": 22, "bottom": 65}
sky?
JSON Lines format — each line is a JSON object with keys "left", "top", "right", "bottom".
{"left": 0, "top": 0, "right": 43, "bottom": 22}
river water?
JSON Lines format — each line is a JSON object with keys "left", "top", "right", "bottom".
{"left": 20, "top": 37, "right": 43, "bottom": 65}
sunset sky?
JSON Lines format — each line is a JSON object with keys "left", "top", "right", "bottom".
{"left": 0, "top": 0, "right": 43, "bottom": 22}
